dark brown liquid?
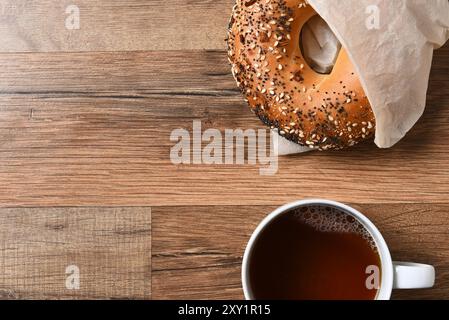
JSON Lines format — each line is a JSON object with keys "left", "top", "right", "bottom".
{"left": 248, "top": 206, "right": 381, "bottom": 300}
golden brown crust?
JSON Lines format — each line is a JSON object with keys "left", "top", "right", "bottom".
{"left": 226, "top": 0, "right": 375, "bottom": 150}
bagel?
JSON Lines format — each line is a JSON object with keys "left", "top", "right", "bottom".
{"left": 226, "top": 0, "right": 375, "bottom": 150}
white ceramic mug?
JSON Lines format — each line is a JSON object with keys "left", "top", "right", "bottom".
{"left": 242, "top": 199, "right": 435, "bottom": 300}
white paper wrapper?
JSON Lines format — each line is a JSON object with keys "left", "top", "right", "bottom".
{"left": 302, "top": 15, "right": 342, "bottom": 74}
{"left": 276, "top": 0, "right": 449, "bottom": 155}
{"left": 272, "top": 129, "right": 311, "bottom": 155}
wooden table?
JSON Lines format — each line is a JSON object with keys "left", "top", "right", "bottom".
{"left": 0, "top": 0, "right": 448, "bottom": 300}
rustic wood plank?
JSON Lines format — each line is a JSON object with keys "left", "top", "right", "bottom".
{"left": 0, "top": 50, "right": 237, "bottom": 95}
{"left": 0, "top": 0, "right": 234, "bottom": 52}
{"left": 151, "top": 204, "right": 449, "bottom": 300}
{"left": 152, "top": 205, "right": 266, "bottom": 299}
{"left": 0, "top": 207, "right": 151, "bottom": 299}
{"left": 0, "top": 47, "right": 448, "bottom": 206}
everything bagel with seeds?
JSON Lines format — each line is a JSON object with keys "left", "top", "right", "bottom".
{"left": 226, "top": 0, "right": 376, "bottom": 150}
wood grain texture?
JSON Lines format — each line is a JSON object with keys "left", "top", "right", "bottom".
{"left": 0, "top": 0, "right": 234, "bottom": 52}
{"left": 152, "top": 204, "right": 449, "bottom": 300}
{"left": 0, "top": 46, "right": 448, "bottom": 206}
{"left": 0, "top": 207, "right": 151, "bottom": 299}
{"left": 0, "top": 0, "right": 448, "bottom": 301}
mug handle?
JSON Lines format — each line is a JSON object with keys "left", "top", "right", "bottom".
{"left": 393, "top": 262, "right": 435, "bottom": 289}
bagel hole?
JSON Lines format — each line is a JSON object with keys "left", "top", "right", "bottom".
{"left": 299, "top": 15, "right": 342, "bottom": 75}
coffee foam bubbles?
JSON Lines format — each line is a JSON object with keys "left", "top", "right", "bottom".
{"left": 292, "top": 205, "right": 378, "bottom": 251}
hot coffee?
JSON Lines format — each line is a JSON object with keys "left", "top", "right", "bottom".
{"left": 248, "top": 205, "right": 381, "bottom": 300}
